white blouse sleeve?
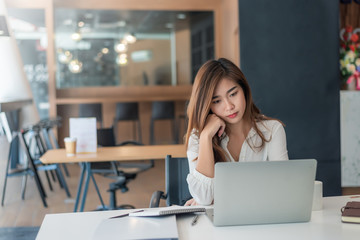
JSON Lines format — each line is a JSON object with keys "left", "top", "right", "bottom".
{"left": 267, "top": 122, "right": 289, "bottom": 161}
{"left": 186, "top": 133, "right": 214, "bottom": 205}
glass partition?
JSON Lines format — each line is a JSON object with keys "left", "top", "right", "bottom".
{"left": 54, "top": 9, "right": 214, "bottom": 88}
{"left": 7, "top": 8, "right": 49, "bottom": 119}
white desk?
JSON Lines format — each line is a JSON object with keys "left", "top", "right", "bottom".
{"left": 36, "top": 195, "right": 359, "bottom": 240}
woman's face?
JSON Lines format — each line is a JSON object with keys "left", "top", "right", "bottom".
{"left": 210, "top": 78, "right": 246, "bottom": 125}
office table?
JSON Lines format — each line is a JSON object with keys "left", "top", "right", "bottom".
{"left": 36, "top": 195, "right": 359, "bottom": 240}
{"left": 40, "top": 144, "right": 186, "bottom": 212}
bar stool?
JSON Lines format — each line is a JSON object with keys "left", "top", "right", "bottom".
{"left": 78, "top": 103, "right": 103, "bottom": 128}
{"left": 1, "top": 132, "right": 47, "bottom": 207}
{"left": 25, "top": 124, "right": 71, "bottom": 197}
{"left": 113, "top": 102, "right": 141, "bottom": 143}
{"left": 2, "top": 123, "right": 71, "bottom": 207}
{"left": 150, "top": 101, "right": 178, "bottom": 145}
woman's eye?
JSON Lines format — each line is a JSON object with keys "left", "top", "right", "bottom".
{"left": 212, "top": 99, "right": 220, "bottom": 104}
{"left": 230, "top": 91, "right": 238, "bottom": 97}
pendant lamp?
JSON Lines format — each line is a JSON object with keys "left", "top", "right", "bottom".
{"left": 0, "top": 0, "right": 40, "bottom": 128}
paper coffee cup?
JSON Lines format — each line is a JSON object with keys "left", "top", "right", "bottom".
{"left": 64, "top": 137, "right": 77, "bottom": 157}
{"left": 312, "top": 180, "right": 323, "bottom": 211}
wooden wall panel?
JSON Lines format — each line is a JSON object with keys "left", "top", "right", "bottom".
{"left": 53, "top": 0, "right": 220, "bottom": 10}
{"left": 340, "top": 2, "right": 360, "bottom": 29}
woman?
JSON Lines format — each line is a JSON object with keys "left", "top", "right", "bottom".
{"left": 185, "top": 58, "right": 288, "bottom": 206}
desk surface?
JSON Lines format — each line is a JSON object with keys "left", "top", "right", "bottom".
{"left": 36, "top": 195, "right": 360, "bottom": 240}
{"left": 40, "top": 144, "right": 186, "bottom": 164}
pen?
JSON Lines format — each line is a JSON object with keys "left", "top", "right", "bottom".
{"left": 191, "top": 215, "right": 199, "bottom": 226}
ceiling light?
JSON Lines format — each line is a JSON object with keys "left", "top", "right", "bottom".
{"left": 58, "top": 50, "right": 73, "bottom": 64}
{"left": 94, "top": 52, "right": 103, "bottom": 62}
{"left": 78, "top": 21, "right": 85, "bottom": 28}
{"left": 114, "top": 42, "right": 127, "bottom": 53}
{"left": 124, "top": 33, "right": 136, "bottom": 44}
{"left": 71, "top": 32, "right": 82, "bottom": 41}
{"left": 116, "top": 53, "right": 128, "bottom": 65}
{"left": 101, "top": 48, "right": 109, "bottom": 54}
{"left": 68, "top": 59, "right": 83, "bottom": 73}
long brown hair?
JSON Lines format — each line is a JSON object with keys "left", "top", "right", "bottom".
{"left": 185, "top": 58, "right": 282, "bottom": 163}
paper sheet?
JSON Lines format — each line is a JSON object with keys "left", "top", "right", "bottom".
{"left": 69, "top": 117, "right": 97, "bottom": 153}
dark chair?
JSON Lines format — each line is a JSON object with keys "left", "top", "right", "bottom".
{"left": 78, "top": 103, "right": 103, "bottom": 128}
{"left": 149, "top": 155, "right": 191, "bottom": 208}
{"left": 91, "top": 128, "right": 121, "bottom": 176}
{"left": 113, "top": 102, "right": 142, "bottom": 143}
{"left": 96, "top": 127, "right": 154, "bottom": 175}
{"left": 150, "top": 101, "right": 178, "bottom": 145}
{"left": 93, "top": 127, "right": 154, "bottom": 209}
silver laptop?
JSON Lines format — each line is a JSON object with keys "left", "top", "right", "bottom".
{"left": 207, "top": 159, "right": 317, "bottom": 227}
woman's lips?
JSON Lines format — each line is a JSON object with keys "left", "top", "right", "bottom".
{"left": 227, "top": 112, "right": 238, "bottom": 118}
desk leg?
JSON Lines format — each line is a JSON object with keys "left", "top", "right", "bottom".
{"left": 79, "top": 163, "right": 92, "bottom": 212}
{"left": 73, "top": 163, "right": 86, "bottom": 212}
{"left": 79, "top": 163, "right": 106, "bottom": 212}
{"left": 89, "top": 168, "right": 106, "bottom": 209}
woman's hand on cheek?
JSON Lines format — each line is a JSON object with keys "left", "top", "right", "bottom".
{"left": 202, "top": 114, "right": 226, "bottom": 139}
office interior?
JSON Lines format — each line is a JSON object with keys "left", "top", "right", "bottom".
{"left": 0, "top": 0, "right": 359, "bottom": 231}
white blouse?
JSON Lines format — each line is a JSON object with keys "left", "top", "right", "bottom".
{"left": 186, "top": 120, "right": 289, "bottom": 205}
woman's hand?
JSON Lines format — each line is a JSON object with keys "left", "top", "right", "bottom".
{"left": 195, "top": 114, "right": 225, "bottom": 178}
{"left": 201, "top": 114, "right": 226, "bottom": 139}
{"left": 184, "top": 198, "right": 198, "bottom": 206}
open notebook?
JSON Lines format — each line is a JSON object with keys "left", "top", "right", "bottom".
{"left": 129, "top": 205, "right": 206, "bottom": 217}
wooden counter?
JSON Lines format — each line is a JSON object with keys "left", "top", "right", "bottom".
{"left": 56, "top": 85, "right": 192, "bottom": 105}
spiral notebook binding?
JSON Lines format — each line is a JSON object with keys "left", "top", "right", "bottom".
{"left": 159, "top": 207, "right": 206, "bottom": 216}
